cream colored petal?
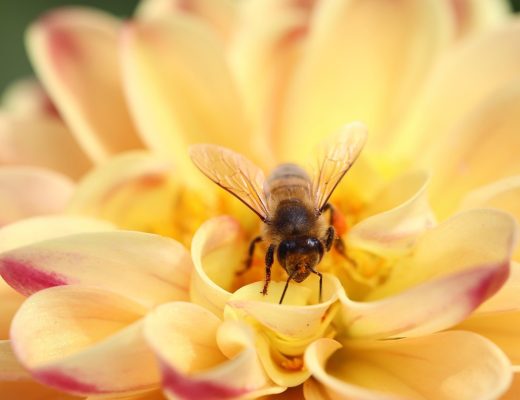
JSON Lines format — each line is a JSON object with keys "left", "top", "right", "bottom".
{"left": 396, "top": 20, "right": 520, "bottom": 168}
{"left": 26, "top": 7, "right": 143, "bottom": 162}
{"left": 230, "top": 0, "right": 314, "bottom": 161}
{"left": 348, "top": 172, "right": 435, "bottom": 257}
{"left": 144, "top": 302, "right": 282, "bottom": 400}
{"left": 68, "top": 151, "right": 217, "bottom": 243}
{"left": 11, "top": 285, "right": 159, "bottom": 396}
{"left": 367, "top": 208, "right": 517, "bottom": 299}
{"left": 447, "top": 0, "right": 511, "bottom": 37}
{"left": 459, "top": 176, "right": 520, "bottom": 260}
{"left": 457, "top": 310, "right": 520, "bottom": 367}
{"left": 190, "top": 216, "right": 247, "bottom": 317}
{"left": 121, "top": 16, "right": 250, "bottom": 172}
{"left": 427, "top": 84, "right": 520, "bottom": 217}
{"left": 0, "top": 278, "right": 25, "bottom": 339}
{"left": 279, "top": 0, "right": 454, "bottom": 161}
{"left": 1, "top": 78, "right": 59, "bottom": 118}
{"left": 0, "top": 215, "right": 114, "bottom": 254}
{"left": 136, "top": 0, "right": 235, "bottom": 40}
{"left": 0, "top": 113, "right": 90, "bottom": 179}
{"left": 0, "top": 166, "right": 74, "bottom": 226}
{"left": 0, "top": 231, "right": 192, "bottom": 308}
{"left": 476, "top": 262, "right": 520, "bottom": 314}
{"left": 305, "top": 331, "right": 512, "bottom": 400}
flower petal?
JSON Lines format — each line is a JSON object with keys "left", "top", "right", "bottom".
{"left": 0, "top": 231, "right": 192, "bottom": 307}
{"left": 0, "top": 278, "right": 25, "bottom": 339}
{"left": 68, "top": 151, "right": 217, "bottom": 243}
{"left": 0, "top": 113, "right": 91, "bottom": 179}
{"left": 305, "top": 331, "right": 512, "bottom": 400}
{"left": 1, "top": 78, "right": 59, "bottom": 118}
{"left": 501, "top": 373, "right": 520, "bottom": 400}
{"left": 26, "top": 7, "right": 143, "bottom": 162}
{"left": 144, "top": 302, "right": 282, "bottom": 400}
{"left": 121, "top": 15, "right": 250, "bottom": 172}
{"left": 396, "top": 20, "right": 520, "bottom": 170}
{"left": 447, "top": 0, "right": 511, "bottom": 37}
{"left": 337, "top": 209, "right": 516, "bottom": 339}
{"left": 230, "top": 0, "right": 314, "bottom": 159}
{"left": 279, "top": 0, "right": 454, "bottom": 160}
{"left": 348, "top": 171, "right": 435, "bottom": 257}
{"left": 190, "top": 216, "right": 247, "bottom": 317}
{"left": 0, "top": 166, "right": 74, "bottom": 226}
{"left": 136, "top": 0, "right": 236, "bottom": 40}
{"left": 476, "top": 262, "right": 520, "bottom": 315}
{"left": 11, "top": 285, "right": 159, "bottom": 396}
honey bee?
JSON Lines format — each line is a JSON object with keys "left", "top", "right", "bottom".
{"left": 189, "top": 122, "right": 367, "bottom": 304}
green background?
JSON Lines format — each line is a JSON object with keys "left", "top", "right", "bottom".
{"left": 0, "top": 0, "right": 519, "bottom": 93}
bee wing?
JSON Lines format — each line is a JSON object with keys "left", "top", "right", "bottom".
{"left": 189, "top": 144, "right": 270, "bottom": 221}
{"left": 312, "top": 122, "right": 368, "bottom": 213}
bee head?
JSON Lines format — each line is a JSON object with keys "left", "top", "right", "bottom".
{"left": 277, "top": 237, "right": 324, "bottom": 283}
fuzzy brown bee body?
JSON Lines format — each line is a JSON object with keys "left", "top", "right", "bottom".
{"left": 190, "top": 123, "right": 367, "bottom": 304}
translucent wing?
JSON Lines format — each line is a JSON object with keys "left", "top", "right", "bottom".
{"left": 190, "top": 144, "right": 270, "bottom": 221}
{"left": 312, "top": 122, "right": 368, "bottom": 213}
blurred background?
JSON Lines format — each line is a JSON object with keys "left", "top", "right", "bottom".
{"left": 0, "top": 0, "right": 519, "bottom": 93}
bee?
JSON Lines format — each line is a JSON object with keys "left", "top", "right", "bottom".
{"left": 189, "top": 122, "right": 367, "bottom": 304}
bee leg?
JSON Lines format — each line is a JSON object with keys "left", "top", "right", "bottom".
{"left": 279, "top": 270, "right": 297, "bottom": 305}
{"left": 262, "top": 244, "right": 276, "bottom": 296}
{"left": 309, "top": 268, "right": 323, "bottom": 303}
{"left": 322, "top": 203, "right": 334, "bottom": 225}
{"left": 325, "top": 226, "right": 335, "bottom": 252}
{"left": 325, "top": 225, "right": 357, "bottom": 266}
{"left": 237, "top": 236, "right": 262, "bottom": 275}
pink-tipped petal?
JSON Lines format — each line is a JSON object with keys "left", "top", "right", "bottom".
{"left": 120, "top": 16, "right": 250, "bottom": 172}
{"left": 1, "top": 78, "right": 59, "bottom": 118}
{"left": 136, "top": 0, "right": 236, "bottom": 40}
{"left": 144, "top": 302, "right": 282, "bottom": 400}
{"left": 348, "top": 172, "right": 435, "bottom": 257}
{"left": 10, "top": 285, "right": 159, "bottom": 396}
{"left": 305, "top": 331, "right": 512, "bottom": 400}
{"left": 279, "top": 0, "right": 454, "bottom": 161}
{"left": 190, "top": 216, "right": 247, "bottom": 317}
{"left": 337, "top": 209, "right": 516, "bottom": 339}
{"left": 0, "top": 166, "right": 74, "bottom": 226}
{"left": 0, "top": 113, "right": 90, "bottom": 179}
{"left": 447, "top": 0, "right": 511, "bottom": 37}
{"left": 0, "top": 230, "right": 191, "bottom": 307}
{"left": 26, "top": 7, "right": 143, "bottom": 162}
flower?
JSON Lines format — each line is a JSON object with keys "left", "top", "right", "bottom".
{"left": 1, "top": 0, "right": 520, "bottom": 399}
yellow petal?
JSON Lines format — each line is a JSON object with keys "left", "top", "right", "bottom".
{"left": 0, "top": 166, "right": 74, "bottom": 226}
{"left": 136, "top": 0, "right": 236, "bottom": 40}
{"left": 26, "top": 7, "right": 143, "bottom": 162}
{"left": 144, "top": 302, "right": 282, "bottom": 399}
{"left": 348, "top": 171, "right": 435, "bottom": 257}
{"left": 0, "top": 231, "right": 192, "bottom": 308}
{"left": 0, "top": 215, "right": 114, "bottom": 254}
{"left": 11, "top": 285, "right": 159, "bottom": 396}
{"left": 476, "top": 262, "right": 520, "bottom": 315}
{"left": 230, "top": 0, "right": 314, "bottom": 160}
{"left": 396, "top": 20, "right": 520, "bottom": 169}
{"left": 279, "top": 0, "right": 454, "bottom": 161}
{"left": 1, "top": 78, "right": 59, "bottom": 118}
{"left": 190, "top": 216, "right": 247, "bottom": 317}
{"left": 447, "top": 0, "right": 511, "bottom": 37}
{"left": 68, "top": 151, "right": 217, "bottom": 243}
{"left": 305, "top": 331, "right": 512, "bottom": 400}
{"left": 0, "top": 113, "right": 90, "bottom": 179}
{"left": 121, "top": 15, "right": 250, "bottom": 172}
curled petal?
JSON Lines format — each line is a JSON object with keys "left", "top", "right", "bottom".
{"left": 0, "top": 231, "right": 192, "bottom": 307}
{"left": 0, "top": 113, "right": 90, "bottom": 179}
{"left": 305, "top": 331, "right": 512, "bottom": 400}
{"left": 11, "top": 285, "right": 158, "bottom": 396}
{"left": 0, "top": 215, "right": 114, "bottom": 254}
{"left": 136, "top": 0, "right": 236, "bottom": 40}
{"left": 0, "top": 166, "right": 74, "bottom": 226}
{"left": 338, "top": 209, "right": 516, "bottom": 339}
{"left": 26, "top": 7, "right": 143, "bottom": 162}
{"left": 190, "top": 216, "right": 247, "bottom": 317}
{"left": 348, "top": 172, "right": 435, "bottom": 257}
{"left": 120, "top": 15, "right": 250, "bottom": 172}
{"left": 476, "top": 262, "right": 520, "bottom": 315}
{"left": 144, "top": 302, "right": 282, "bottom": 399}
{"left": 279, "top": 0, "right": 454, "bottom": 160}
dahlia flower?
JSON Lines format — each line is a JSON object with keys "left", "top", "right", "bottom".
{"left": 1, "top": 0, "right": 520, "bottom": 399}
